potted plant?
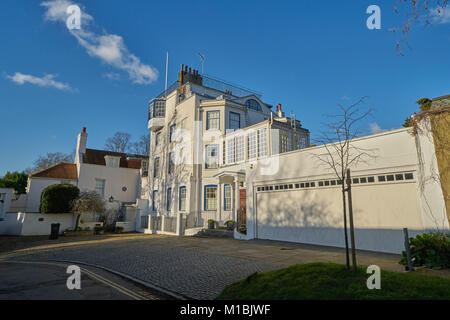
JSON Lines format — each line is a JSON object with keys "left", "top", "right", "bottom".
{"left": 225, "top": 220, "right": 236, "bottom": 231}
{"left": 94, "top": 226, "right": 104, "bottom": 235}
{"left": 115, "top": 226, "right": 124, "bottom": 234}
{"left": 207, "top": 219, "right": 216, "bottom": 229}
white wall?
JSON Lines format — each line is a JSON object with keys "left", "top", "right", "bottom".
{"left": 0, "top": 188, "right": 13, "bottom": 219}
{"left": 26, "top": 178, "right": 77, "bottom": 213}
{"left": 0, "top": 212, "right": 75, "bottom": 236}
{"left": 77, "top": 163, "right": 140, "bottom": 203}
{"left": 245, "top": 128, "right": 449, "bottom": 254}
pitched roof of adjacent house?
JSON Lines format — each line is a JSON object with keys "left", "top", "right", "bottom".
{"left": 82, "top": 149, "right": 147, "bottom": 169}
{"left": 30, "top": 163, "right": 78, "bottom": 180}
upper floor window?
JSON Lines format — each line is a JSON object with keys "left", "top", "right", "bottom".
{"left": 149, "top": 99, "right": 166, "bottom": 119}
{"left": 105, "top": 156, "right": 120, "bottom": 168}
{"left": 141, "top": 160, "right": 148, "bottom": 172}
{"left": 246, "top": 99, "right": 262, "bottom": 112}
{"left": 227, "top": 138, "right": 235, "bottom": 164}
{"left": 205, "top": 144, "right": 219, "bottom": 169}
{"left": 95, "top": 179, "right": 105, "bottom": 197}
{"left": 258, "top": 128, "right": 268, "bottom": 157}
{"left": 281, "top": 134, "right": 289, "bottom": 153}
{"left": 229, "top": 112, "right": 240, "bottom": 130}
{"left": 236, "top": 135, "right": 244, "bottom": 162}
{"left": 153, "top": 157, "right": 160, "bottom": 178}
{"left": 168, "top": 152, "right": 175, "bottom": 174}
{"left": 152, "top": 190, "right": 158, "bottom": 211}
{"left": 169, "top": 124, "right": 176, "bottom": 142}
{"left": 206, "top": 111, "right": 220, "bottom": 130}
{"left": 248, "top": 131, "right": 257, "bottom": 160}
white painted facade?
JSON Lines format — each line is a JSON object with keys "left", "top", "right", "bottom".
{"left": 0, "top": 188, "right": 13, "bottom": 220}
{"left": 140, "top": 66, "right": 310, "bottom": 229}
{"left": 242, "top": 128, "right": 449, "bottom": 253}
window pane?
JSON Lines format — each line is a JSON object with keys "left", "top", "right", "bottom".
{"left": 205, "top": 186, "right": 217, "bottom": 210}
{"left": 229, "top": 112, "right": 240, "bottom": 130}
{"left": 207, "top": 111, "right": 219, "bottom": 130}
{"left": 236, "top": 136, "right": 244, "bottom": 162}
{"left": 227, "top": 138, "right": 235, "bottom": 164}
{"left": 152, "top": 190, "right": 158, "bottom": 211}
{"left": 224, "top": 185, "right": 231, "bottom": 211}
{"left": 205, "top": 144, "right": 219, "bottom": 168}
{"left": 405, "top": 173, "right": 414, "bottom": 180}
{"left": 378, "top": 176, "right": 386, "bottom": 182}
{"left": 248, "top": 131, "right": 257, "bottom": 159}
{"left": 258, "top": 128, "right": 268, "bottom": 157}
{"left": 95, "top": 179, "right": 105, "bottom": 196}
{"left": 179, "top": 187, "right": 186, "bottom": 211}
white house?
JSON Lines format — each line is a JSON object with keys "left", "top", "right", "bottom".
{"left": 136, "top": 65, "right": 449, "bottom": 254}
{"left": 12, "top": 127, "right": 147, "bottom": 213}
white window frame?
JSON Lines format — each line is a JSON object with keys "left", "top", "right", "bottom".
{"left": 248, "top": 131, "right": 257, "bottom": 160}
{"left": 236, "top": 135, "right": 244, "bottom": 162}
{"left": 95, "top": 179, "right": 105, "bottom": 197}
{"left": 226, "top": 138, "right": 235, "bottom": 165}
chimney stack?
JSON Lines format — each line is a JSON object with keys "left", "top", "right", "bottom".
{"left": 75, "top": 126, "right": 88, "bottom": 164}
{"left": 277, "top": 104, "right": 284, "bottom": 117}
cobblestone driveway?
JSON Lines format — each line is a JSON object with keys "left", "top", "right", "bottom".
{"left": 11, "top": 237, "right": 283, "bottom": 299}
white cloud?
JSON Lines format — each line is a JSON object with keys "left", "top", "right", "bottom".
{"left": 369, "top": 123, "right": 386, "bottom": 135}
{"left": 432, "top": 7, "right": 450, "bottom": 24}
{"left": 40, "top": 0, "right": 158, "bottom": 85}
{"left": 6, "top": 72, "right": 74, "bottom": 91}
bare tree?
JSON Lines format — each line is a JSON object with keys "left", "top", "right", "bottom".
{"left": 392, "top": 0, "right": 448, "bottom": 54}
{"left": 105, "top": 132, "right": 131, "bottom": 153}
{"left": 27, "top": 151, "right": 74, "bottom": 173}
{"left": 129, "top": 134, "right": 150, "bottom": 156}
{"left": 311, "top": 97, "right": 375, "bottom": 271}
{"left": 71, "top": 191, "right": 106, "bottom": 230}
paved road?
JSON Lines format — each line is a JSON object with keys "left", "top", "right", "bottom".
{"left": 9, "top": 239, "right": 282, "bottom": 299}
{"left": 0, "top": 260, "right": 167, "bottom": 300}
{"left": 2, "top": 234, "right": 425, "bottom": 300}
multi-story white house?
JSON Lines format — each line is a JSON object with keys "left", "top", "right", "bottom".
{"left": 139, "top": 65, "right": 310, "bottom": 228}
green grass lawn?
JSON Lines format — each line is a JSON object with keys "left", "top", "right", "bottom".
{"left": 217, "top": 263, "right": 450, "bottom": 300}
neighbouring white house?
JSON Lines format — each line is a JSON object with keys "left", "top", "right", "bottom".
{"left": 136, "top": 65, "right": 449, "bottom": 254}
{"left": 15, "top": 127, "right": 148, "bottom": 213}
{"left": 1, "top": 127, "right": 148, "bottom": 235}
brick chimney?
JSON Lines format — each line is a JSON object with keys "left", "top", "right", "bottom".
{"left": 75, "top": 127, "right": 87, "bottom": 164}
{"left": 276, "top": 104, "right": 284, "bottom": 118}
{"left": 178, "top": 63, "right": 203, "bottom": 91}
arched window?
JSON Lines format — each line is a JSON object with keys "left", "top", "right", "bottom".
{"left": 245, "top": 99, "right": 262, "bottom": 112}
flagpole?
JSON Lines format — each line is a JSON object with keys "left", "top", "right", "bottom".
{"left": 165, "top": 51, "right": 169, "bottom": 98}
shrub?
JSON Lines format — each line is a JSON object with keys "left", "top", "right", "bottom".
{"left": 40, "top": 184, "right": 80, "bottom": 213}
{"left": 400, "top": 232, "right": 450, "bottom": 269}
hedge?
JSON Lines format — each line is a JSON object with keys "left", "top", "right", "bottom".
{"left": 40, "top": 184, "right": 80, "bottom": 213}
{"left": 400, "top": 232, "right": 450, "bottom": 269}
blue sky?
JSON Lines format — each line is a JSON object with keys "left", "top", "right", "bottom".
{"left": 0, "top": 0, "right": 449, "bottom": 175}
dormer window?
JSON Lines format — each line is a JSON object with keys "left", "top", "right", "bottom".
{"left": 246, "top": 99, "right": 262, "bottom": 112}
{"left": 105, "top": 155, "right": 120, "bottom": 168}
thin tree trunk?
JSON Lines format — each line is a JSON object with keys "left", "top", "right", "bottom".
{"left": 341, "top": 185, "right": 350, "bottom": 270}
{"left": 75, "top": 214, "right": 81, "bottom": 230}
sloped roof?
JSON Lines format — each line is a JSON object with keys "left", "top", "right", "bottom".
{"left": 82, "top": 149, "right": 147, "bottom": 169}
{"left": 30, "top": 163, "right": 78, "bottom": 180}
